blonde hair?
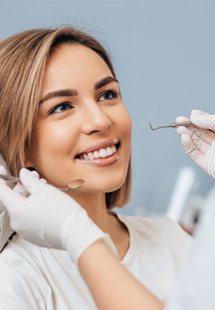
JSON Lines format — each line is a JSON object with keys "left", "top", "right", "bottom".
{"left": 0, "top": 27, "right": 131, "bottom": 208}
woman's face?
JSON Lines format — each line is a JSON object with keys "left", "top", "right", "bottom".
{"left": 26, "top": 43, "right": 131, "bottom": 195}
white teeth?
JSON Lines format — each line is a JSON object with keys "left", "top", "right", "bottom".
{"left": 88, "top": 152, "right": 94, "bottom": 160}
{"left": 93, "top": 150, "right": 100, "bottom": 158}
{"left": 100, "top": 149, "right": 107, "bottom": 158}
{"left": 79, "top": 144, "right": 118, "bottom": 160}
{"left": 111, "top": 145, "right": 116, "bottom": 153}
{"left": 106, "top": 147, "right": 113, "bottom": 156}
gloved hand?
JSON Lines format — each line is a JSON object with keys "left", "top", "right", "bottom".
{"left": 0, "top": 166, "right": 116, "bottom": 263}
{"left": 176, "top": 110, "right": 215, "bottom": 178}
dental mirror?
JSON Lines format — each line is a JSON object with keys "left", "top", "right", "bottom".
{"left": 0, "top": 174, "right": 84, "bottom": 191}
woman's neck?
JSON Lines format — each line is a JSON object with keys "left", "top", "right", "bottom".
{"left": 68, "top": 191, "right": 130, "bottom": 260}
{"left": 69, "top": 191, "right": 109, "bottom": 232}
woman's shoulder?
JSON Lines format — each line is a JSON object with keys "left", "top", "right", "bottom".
{"left": 0, "top": 235, "right": 53, "bottom": 308}
{"left": 117, "top": 212, "right": 187, "bottom": 235}
{"left": 117, "top": 213, "right": 192, "bottom": 258}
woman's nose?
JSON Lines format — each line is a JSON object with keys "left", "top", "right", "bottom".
{"left": 80, "top": 103, "right": 111, "bottom": 135}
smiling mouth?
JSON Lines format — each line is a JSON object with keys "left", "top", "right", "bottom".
{"left": 75, "top": 142, "right": 120, "bottom": 161}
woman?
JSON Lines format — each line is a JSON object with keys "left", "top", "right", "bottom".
{"left": 0, "top": 27, "right": 192, "bottom": 309}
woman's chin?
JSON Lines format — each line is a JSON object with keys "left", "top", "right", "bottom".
{"left": 87, "top": 176, "right": 127, "bottom": 193}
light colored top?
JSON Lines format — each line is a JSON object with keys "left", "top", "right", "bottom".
{"left": 0, "top": 213, "right": 192, "bottom": 310}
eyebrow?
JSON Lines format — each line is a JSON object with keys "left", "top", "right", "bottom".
{"left": 39, "top": 76, "right": 118, "bottom": 105}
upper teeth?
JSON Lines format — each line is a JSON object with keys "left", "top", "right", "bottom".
{"left": 80, "top": 145, "right": 117, "bottom": 160}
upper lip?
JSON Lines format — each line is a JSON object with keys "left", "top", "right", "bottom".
{"left": 76, "top": 139, "right": 119, "bottom": 157}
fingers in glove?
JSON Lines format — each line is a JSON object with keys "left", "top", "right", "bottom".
{"left": 19, "top": 168, "right": 47, "bottom": 193}
{"left": 0, "top": 179, "right": 24, "bottom": 210}
{"left": 177, "top": 122, "right": 214, "bottom": 144}
{"left": 30, "top": 170, "right": 40, "bottom": 179}
{"left": 191, "top": 109, "right": 208, "bottom": 116}
{"left": 176, "top": 115, "right": 215, "bottom": 140}
{"left": 40, "top": 178, "right": 47, "bottom": 184}
{"left": 181, "top": 134, "right": 206, "bottom": 170}
{"left": 13, "top": 171, "right": 45, "bottom": 196}
{"left": 176, "top": 116, "right": 190, "bottom": 122}
{"left": 13, "top": 183, "right": 29, "bottom": 196}
{"left": 191, "top": 111, "right": 215, "bottom": 131}
{"left": 205, "top": 140, "right": 215, "bottom": 178}
{"left": 177, "top": 126, "right": 210, "bottom": 155}
{"left": 192, "top": 126, "right": 215, "bottom": 145}
{"left": 176, "top": 116, "right": 199, "bottom": 132}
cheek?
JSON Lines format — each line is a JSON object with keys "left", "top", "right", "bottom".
{"left": 29, "top": 121, "right": 77, "bottom": 168}
{"left": 115, "top": 106, "right": 132, "bottom": 143}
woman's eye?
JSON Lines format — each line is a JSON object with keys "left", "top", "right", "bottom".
{"left": 49, "top": 102, "right": 73, "bottom": 114}
{"left": 99, "top": 89, "right": 119, "bottom": 102}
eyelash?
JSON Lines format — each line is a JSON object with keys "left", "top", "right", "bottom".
{"left": 48, "top": 102, "right": 73, "bottom": 115}
{"left": 98, "top": 89, "right": 119, "bottom": 101}
{"left": 48, "top": 89, "right": 120, "bottom": 115}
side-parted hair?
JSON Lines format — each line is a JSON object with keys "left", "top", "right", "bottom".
{"left": 0, "top": 27, "right": 131, "bottom": 208}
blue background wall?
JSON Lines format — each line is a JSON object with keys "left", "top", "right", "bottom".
{"left": 0, "top": 1, "right": 213, "bottom": 215}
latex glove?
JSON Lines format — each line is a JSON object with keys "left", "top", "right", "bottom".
{"left": 165, "top": 185, "right": 215, "bottom": 310}
{"left": 176, "top": 110, "right": 215, "bottom": 178}
{"left": 0, "top": 166, "right": 115, "bottom": 263}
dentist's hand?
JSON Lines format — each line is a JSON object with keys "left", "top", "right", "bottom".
{"left": 176, "top": 110, "right": 215, "bottom": 178}
{"left": 0, "top": 167, "right": 115, "bottom": 263}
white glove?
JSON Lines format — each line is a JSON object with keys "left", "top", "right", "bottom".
{"left": 176, "top": 110, "right": 215, "bottom": 178}
{"left": 0, "top": 166, "right": 116, "bottom": 263}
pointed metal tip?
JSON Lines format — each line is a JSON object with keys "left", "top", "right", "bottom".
{"left": 149, "top": 121, "right": 156, "bottom": 130}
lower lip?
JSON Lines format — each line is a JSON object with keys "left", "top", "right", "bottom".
{"left": 76, "top": 149, "right": 119, "bottom": 167}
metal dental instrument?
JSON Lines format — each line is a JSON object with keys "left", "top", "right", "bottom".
{"left": 149, "top": 120, "right": 192, "bottom": 131}
{"left": 0, "top": 174, "right": 84, "bottom": 191}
